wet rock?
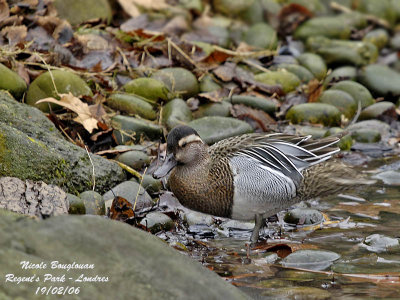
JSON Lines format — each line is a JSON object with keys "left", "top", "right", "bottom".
{"left": 273, "top": 64, "right": 314, "bottom": 83}
{"left": 54, "top": 0, "right": 112, "bottom": 25}
{"left": 80, "top": 191, "right": 105, "bottom": 215}
{"left": 243, "top": 23, "right": 277, "bottom": 50}
{"left": 140, "top": 212, "right": 174, "bottom": 233}
{"left": 324, "top": 66, "right": 357, "bottom": 86}
{"left": 372, "top": 170, "right": 400, "bottom": 185}
{"left": 306, "top": 36, "right": 378, "bottom": 66}
{"left": 184, "top": 211, "right": 215, "bottom": 226}
{"left": 152, "top": 68, "right": 199, "bottom": 99}
{"left": 0, "top": 210, "right": 248, "bottom": 299}
{"left": 330, "top": 80, "right": 374, "bottom": 108}
{"left": 358, "top": 64, "right": 400, "bottom": 96}
{"left": 284, "top": 208, "right": 324, "bottom": 225}
{"left": 26, "top": 70, "right": 93, "bottom": 112}
{"left": 188, "top": 116, "right": 253, "bottom": 144}
{"left": 107, "top": 93, "right": 157, "bottom": 120}
{"left": 286, "top": 103, "right": 341, "bottom": 126}
{"left": 359, "top": 101, "right": 396, "bottom": 121}
{"left": 199, "top": 74, "right": 221, "bottom": 92}
{"left": 362, "top": 234, "right": 399, "bottom": 253}
{"left": 363, "top": 29, "right": 389, "bottom": 50}
{"left": 0, "top": 63, "right": 27, "bottom": 99}
{"left": 213, "top": 0, "right": 255, "bottom": 16}
{"left": 123, "top": 78, "right": 170, "bottom": 102}
{"left": 318, "top": 89, "right": 356, "bottom": 118}
{"left": 116, "top": 150, "right": 150, "bottom": 170}
{"left": 266, "top": 287, "right": 331, "bottom": 300}
{"left": 296, "top": 53, "right": 327, "bottom": 80}
{"left": 194, "top": 101, "right": 232, "bottom": 118}
{"left": 220, "top": 219, "right": 255, "bottom": 231}
{"left": 226, "top": 95, "right": 277, "bottom": 114}
{"left": 255, "top": 70, "right": 301, "bottom": 94}
{"left": 347, "top": 120, "right": 391, "bottom": 140}
{"left": 67, "top": 193, "right": 85, "bottom": 214}
{"left": 111, "top": 115, "right": 162, "bottom": 143}
{"left": 162, "top": 98, "right": 193, "bottom": 130}
{"left": 281, "top": 250, "right": 341, "bottom": 271}
{"left": 103, "top": 181, "right": 154, "bottom": 211}
{"left": 351, "top": 129, "right": 381, "bottom": 143}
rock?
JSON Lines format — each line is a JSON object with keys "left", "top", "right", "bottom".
{"left": 241, "top": 0, "right": 264, "bottom": 24}
{"left": 296, "top": 126, "right": 327, "bottom": 139}
{"left": 286, "top": 103, "right": 341, "bottom": 126}
{"left": 103, "top": 181, "right": 154, "bottom": 212}
{"left": 194, "top": 101, "right": 232, "bottom": 118}
{"left": 111, "top": 115, "right": 162, "bottom": 143}
{"left": 152, "top": 68, "right": 199, "bottom": 99}
{"left": 0, "top": 63, "right": 27, "bottom": 99}
{"left": 359, "top": 101, "right": 396, "bottom": 121}
{"left": 184, "top": 211, "right": 215, "bottom": 226}
{"left": 284, "top": 208, "right": 324, "bottom": 225}
{"left": 67, "top": 193, "right": 85, "bottom": 214}
{"left": 390, "top": 33, "right": 400, "bottom": 50}
{"left": 0, "top": 210, "right": 248, "bottom": 299}
{"left": 162, "top": 98, "right": 193, "bottom": 130}
{"left": 54, "top": 0, "right": 112, "bottom": 26}
{"left": 107, "top": 93, "right": 157, "bottom": 120}
{"left": 324, "top": 128, "right": 353, "bottom": 151}
{"left": 324, "top": 66, "right": 357, "bottom": 86}
{"left": 281, "top": 250, "right": 340, "bottom": 271}
{"left": 140, "top": 212, "right": 174, "bottom": 233}
{"left": 243, "top": 23, "right": 277, "bottom": 50}
{"left": 318, "top": 89, "right": 356, "bottom": 118}
{"left": 123, "top": 78, "right": 170, "bottom": 102}
{"left": 213, "top": 0, "right": 255, "bottom": 16}
{"left": 0, "top": 91, "right": 125, "bottom": 194}
{"left": 116, "top": 150, "right": 150, "bottom": 170}
{"left": 226, "top": 95, "right": 277, "bottom": 114}
{"left": 273, "top": 63, "right": 314, "bottom": 83}
{"left": 372, "top": 170, "right": 400, "bottom": 185}
{"left": 351, "top": 129, "right": 381, "bottom": 143}
{"left": 296, "top": 53, "right": 327, "bottom": 80}
{"left": 0, "top": 177, "right": 68, "bottom": 218}
{"left": 358, "top": 64, "right": 400, "bottom": 96}
{"left": 266, "top": 287, "right": 331, "bottom": 300}
{"left": 356, "top": 0, "right": 396, "bottom": 26}
{"left": 188, "top": 116, "right": 253, "bottom": 144}
{"left": 363, "top": 29, "right": 389, "bottom": 50}
{"left": 220, "top": 219, "right": 254, "bottom": 231}
{"left": 199, "top": 74, "right": 221, "bottom": 92}
{"left": 80, "top": 191, "right": 105, "bottom": 215}
{"left": 255, "top": 70, "right": 301, "bottom": 94}
{"left": 362, "top": 234, "right": 399, "bottom": 253}
{"left": 26, "top": 70, "right": 93, "bottom": 112}
{"left": 330, "top": 80, "right": 374, "bottom": 108}
{"left": 136, "top": 175, "right": 162, "bottom": 195}
{"left": 347, "top": 120, "right": 391, "bottom": 140}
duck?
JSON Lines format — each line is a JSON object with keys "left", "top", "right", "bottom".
{"left": 153, "top": 125, "right": 374, "bottom": 243}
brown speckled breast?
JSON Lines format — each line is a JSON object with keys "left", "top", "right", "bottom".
{"left": 168, "top": 157, "right": 234, "bottom": 218}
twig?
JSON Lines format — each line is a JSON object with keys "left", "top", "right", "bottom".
{"left": 133, "top": 167, "right": 147, "bottom": 211}
{"left": 243, "top": 59, "right": 271, "bottom": 73}
{"left": 167, "top": 38, "right": 198, "bottom": 67}
{"left": 34, "top": 52, "right": 59, "bottom": 96}
{"left": 85, "top": 145, "right": 96, "bottom": 191}
{"left": 212, "top": 45, "right": 276, "bottom": 59}
{"left": 113, "top": 160, "right": 143, "bottom": 180}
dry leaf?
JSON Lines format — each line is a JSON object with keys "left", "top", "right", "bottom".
{"left": 36, "top": 93, "right": 98, "bottom": 133}
{"left": 0, "top": 0, "right": 9, "bottom": 23}
{"left": 1, "top": 25, "right": 27, "bottom": 45}
{"left": 118, "top": 0, "right": 168, "bottom": 17}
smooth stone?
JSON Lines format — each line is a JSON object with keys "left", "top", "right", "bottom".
{"left": 67, "top": 193, "right": 85, "bottom": 214}
{"left": 26, "top": 70, "right": 93, "bottom": 112}
{"left": 288, "top": 0, "right": 326, "bottom": 14}
{"left": 139, "top": 175, "right": 163, "bottom": 195}
{"left": 390, "top": 33, "right": 400, "bottom": 50}
{"left": 372, "top": 170, "right": 400, "bottom": 186}
{"left": 194, "top": 101, "right": 232, "bottom": 118}
{"left": 296, "top": 126, "right": 327, "bottom": 139}
{"left": 188, "top": 116, "right": 253, "bottom": 144}
{"left": 255, "top": 70, "right": 301, "bottom": 94}
{"left": 347, "top": 120, "right": 391, "bottom": 140}
{"left": 184, "top": 211, "right": 215, "bottom": 226}
{"left": 0, "top": 63, "right": 27, "bottom": 99}
{"left": 363, "top": 29, "right": 389, "bottom": 50}
{"left": 351, "top": 129, "right": 381, "bottom": 143}
{"left": 273, "top": 63, "right": 314, "bottom": 83}
{"left": 324, "top": 66, "right": 357, "bottom": 86}
{"left": 111, "top": 115, "right": 162, "bottom": 143}
{"left": 243, "top": 22, "right": 277, "bottom": 50}
{"left": 324, "top": 128, "right": 353, "bottom": 151}
{"left": 123, "top": 78, "right": 169, "bottom": 102}
{"left": 266, "top": 287, "right": 331, "bottom": 300}
{"left": 225, "top": 95, "right": 277, "bottom": 114}
{"left": 356, "top": 0, "right": 396, "bottom": 26}
{"left": 284, "top": 208, "right": 324, "bottom": 225}
{"left": 199, "top": 74, "right": 221, "bottom": 92}
{"left": 213, "top": 0, "right": 255, "bottom": 16}
{"left": 359, "top": 101, "right": 396, "bottom": 120}
{"left": 103, "top": 181, "right": 153, "bottom": 211}
{"left": 363, "top": 234, "right": 399, "bottom": 253}
{"left": 79, "top": 191, "right": 105, "bottom": 215}
{"left": 330, "top": 80, "right": 374, "bottom": 108}
{"left": 358, "top": 64, "right": 400, "bottom": 96}
{"left": 286, "top": 103, "right": 341, "bottom": 126}
{"left": 116, "top": 150, "right": 150, "bottom": 170}
{"left": 220, "top": 219, "right": 255, "bottom": 231}
{"left": 281, "top": 250, "right": 340, "bottom": 271}
{"left": 296, "top": 53, "right": 327, "bottom": 80}
{"left": 0, "top": 210, "right": 247, "bottom": 299}
{"left": 318, "top": 89, "right": 356, "bottom": 118}
{"left": 54, "top": 0, "right": 112, "bottom": 25}
{"left": 162, "top": 98, "right": 193, "bottom": 130}
{"left": 140, "top": 211, "right": 174, "bottom": 233}
{"left": 306, "top": 36, "right": 378, "bottom": 66}
{"left": 107, "top": 93, "right": 157, "bottom": 120}
{"left": 240, "top": 0, "right": 264, "bottom": 24}
{"left": 151, "top": 68, "right": 199, "bottom": 99}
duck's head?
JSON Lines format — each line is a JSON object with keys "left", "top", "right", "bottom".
{"left": 153, "top": 125, "right": 205, "bottom": 179}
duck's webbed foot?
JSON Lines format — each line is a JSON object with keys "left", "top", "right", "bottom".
{"left": 250, "top": 214, "right": 266, "bottom": 244}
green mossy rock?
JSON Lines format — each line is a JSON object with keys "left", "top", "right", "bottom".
{"left": 111, "top": 115, "right": 162, "bottom": 143}
{"left": 241, "top": 0, "right": 264, "bottom": 24}
{"left": 151, "top": 68, "right": 199, "bottom": 99}
{"left": 359, "top": 101, "right": 396, "bottom": 120}
{"left": 213, "top": 0, "right": 255, "bottom": 16}
{"left": 54, "top": 0, "right": 112, "bottom": 25}
{"left": 324, "top": 66, "right": 357, "bottom": 86}
{"left": 363, "top": 29, "right": 389, "bottom": 50}
{"left": 162, "top": 98, "right": 193, "bottom": 130}
{"left": 140, "top": 211, "right": 174, "bottom": 233}
{"left": 107, "top": 93, "right": 157, "bottom": 120}
{"left": 351, "top": 129, "right": 381, "bottom": 143}
{"left": 318, "top": 89, "right": 357, "bottom": 119}
{"left": 0, "top": 63, "right": 27, "bottom": 99}
{"left": 358, "top": 64, "right": 400, "bottom": 96}
{"left": 324, "top": 127, "right": 353, "bottom": 151}
{"left": 243, "top": 23, "right": 277, "bottom": 50}
{"left": 26, "top": 70, "right": 92, "bottom": 112}
{"left": 286, "top": 103, "right": 341, "bottom": 126}
{"left": 296, "top": 53, "right": 327, "bottom": 80}
{"left": 255, "top": 71, "right": 301, "bottom": 94}
{"left": 123, "top": 78, "right": 169, "bottom": 102}
{"left": 116, "top": 150, "right": 150, "bottom": 170}
{"left": 297, "top": 126, "right": 327, "bottom": 139}
{"left": 199, "top": 74, "right": 221, "bottom": 92}
{"left": 330, "top": 80, "right": 374, "bottom": 108}
{"left": 67, "top": 193, "right": 86, "bottom": 214}
{"left": 356, "top": 0, "right": 396, "bottom": 26}
{"left": 193, "top": 101, "right": 232, "bottom": 118}
{"left": 80, "top": 191, "right": 105, "bottom": 215}
{"left": 188, "top": 116, "right": 253, "bottom": 144}
{"left": 225, "top": 95, "right": 277, "bottom": 114}
{"left": 273, "top": 64, "right": 314, "bottom": 83}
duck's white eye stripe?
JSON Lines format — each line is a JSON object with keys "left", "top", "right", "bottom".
{"left": 178, "top": 134, "right": 203, "bottom": 147}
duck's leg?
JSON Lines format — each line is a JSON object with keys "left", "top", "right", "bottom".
{"left": 250, "top": 214, "right": 266, "bottom": 243}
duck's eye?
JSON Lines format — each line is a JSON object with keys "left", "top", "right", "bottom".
{"left": 181, "top": 143, "right": 187, "bottom": 148}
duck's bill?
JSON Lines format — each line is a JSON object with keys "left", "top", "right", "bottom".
{"left": 153, "top": 153, "right": 177, "bottom": 179}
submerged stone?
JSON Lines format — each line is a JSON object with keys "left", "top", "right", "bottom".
{"left": 284, "top": 208, "right": 324, "bottom": 225}
{"left": 281, "top": 250, "right": 340, "bottom": 271}
{"left": 0, "top": 63, "right": 27, "bottom": 99}
{"left": 286, "top": 103, "right": 341, "bottom": 126}
{"left": 363, "top": 234, "right": 399, "bottom": 253}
